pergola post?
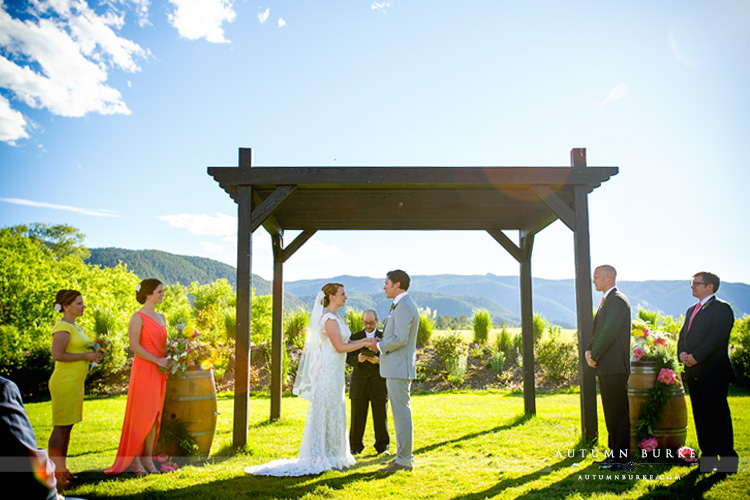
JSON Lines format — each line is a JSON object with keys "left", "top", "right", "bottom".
{"left": 270, "top": 232, "right": 284, "bottom": 420}
{"left": 233, "top": 147, "right": 254, "bottom": 448}
{"left": 519, "top": 232, "right": 536, "bottom": 415}
{"left": 571, "top": 148, "right": 597, "bottom": 444}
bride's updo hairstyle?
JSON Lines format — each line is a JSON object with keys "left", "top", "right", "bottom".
{"left": 321, "top": 282, "right": 344, "bottom": 307}
{"left": 136, "top": 278, "right": 163, "bottom": 304}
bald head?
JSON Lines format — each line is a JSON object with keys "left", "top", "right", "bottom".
{"left": 593, "top": 265, "right": 617, "bottom": 293}
{"left": 362, "top": 309, "right": 378, "bottom": 333}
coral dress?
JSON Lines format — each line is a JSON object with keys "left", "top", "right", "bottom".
{"left": 105, "top": 312, "right": 167, "bottom": 474}
{"left": 48, "top": 321, "right": 90, "bottom": 426}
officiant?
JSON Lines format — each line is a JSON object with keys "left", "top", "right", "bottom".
{"left": 347, "top": 309, "right": 390, "bottom": 456}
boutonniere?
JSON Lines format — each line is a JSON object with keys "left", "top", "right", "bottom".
{"left": 390, "top": 303, "right": 397, "bottom": 312}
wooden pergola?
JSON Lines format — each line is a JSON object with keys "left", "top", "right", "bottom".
{"left": 208, "top": 147, "right": 618, "bottom": 449}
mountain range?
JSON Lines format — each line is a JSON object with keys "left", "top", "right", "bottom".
{"left": 87, "top": 248, "right": 750, "bottom": 328}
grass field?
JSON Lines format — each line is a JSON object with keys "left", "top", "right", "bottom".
{"left": 25, "top": 389, "right": 749, "bottom": 499}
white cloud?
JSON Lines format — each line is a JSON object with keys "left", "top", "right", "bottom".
{"left": 601, "top": 83, "right": 629, "bottom": 105}
{"left": 168, "top": 0, "right": 236, "bottom": 43}
{"left": 258, "top": 7, "right": 269, "bottom": 24}
{"left": 0, "top": 1, "right": 148, "bottom": 144}
{"left": 277, "top": 18, "right": 286, "bottom": 28}
{"left": 157, "top": 212, "right": 237, "bottom": 236}
{"left": 0, "top": 197, "right": 119, "bottom": 217}
{"left": 371, "top": 2, "right": 390, "bottom": 12}
{"left": 291, "top": 239, "right": 344, "bottom": 263}
{"left": 0, "top": 94, "right": 29, "bottom": 145}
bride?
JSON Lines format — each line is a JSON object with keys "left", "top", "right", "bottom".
{"left": 245, "top": 283, "right": 377, "bottom": 476}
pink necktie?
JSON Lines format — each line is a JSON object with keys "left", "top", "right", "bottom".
{"left": 687, "top": 302, "right": 701, "bottom": 332}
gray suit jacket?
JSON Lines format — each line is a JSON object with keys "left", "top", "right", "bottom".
{"left": 379, "top": 294, "right": 420, "bottom": 379}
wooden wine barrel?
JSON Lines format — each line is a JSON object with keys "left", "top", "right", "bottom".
{"left": 628, "top": 361, "right": 687, "bottom": 450}
{"left": 160, "top": 369, "right": 218, "bottom": 458}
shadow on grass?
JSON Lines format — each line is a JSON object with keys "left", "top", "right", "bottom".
{"left": 415, "top": 412, "right": 534, "bottom": 456}
{"left": 70, "top": 459, "right": 394, "bottom": 500}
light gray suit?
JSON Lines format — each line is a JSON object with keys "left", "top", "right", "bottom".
{"left": 379, "top": 293, "right": 419, "bottom": 467}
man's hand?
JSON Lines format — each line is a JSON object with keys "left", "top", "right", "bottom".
{"left": 679, "top": 351, "right": 697, "bottom": 367}
{"left": 358, "top": 352, "right": 368, "bottom": 363}
{"left": 585, "top": 350, "right": 597, "bottom": 368}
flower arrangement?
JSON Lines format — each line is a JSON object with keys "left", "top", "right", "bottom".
{"left": 89, "top": 335, "right": 112, "bottom": 371}
{"left": 631, "top": 316, "right": 687, "bottom": 457}
{"left": 162, "top": 324, "right": 212, "bottom": 376}
{"left": 631, "top": 319, "right": 675, "bottom": 362}
{"left": 677, "top": 446, "right": 697, "bottom": 463}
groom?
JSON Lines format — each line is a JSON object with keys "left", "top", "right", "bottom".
{"left": 376, "top": 270, "right": 420, "bottom": 472}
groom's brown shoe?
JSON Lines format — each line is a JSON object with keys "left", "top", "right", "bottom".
{"left": 379, "top": 458, "right": 396, "bottom": 466}
{"left": 378, "top": 462, "right": 412, "bottom": 473}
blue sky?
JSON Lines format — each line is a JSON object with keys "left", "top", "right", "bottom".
{"left": 1, "top": 0, "right": 749, "bottom": 286}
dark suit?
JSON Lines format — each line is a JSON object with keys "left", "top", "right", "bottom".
{"left": 587, "top": 288, "right": 631, "bottom": 461}
{"left": 347, "top": 329, "right": 389, "bottom": 454}
{"left": 677, "top": 295, "right": 737, "bottom": 472}
{"left": 0, "top": 376, "right": 58, "bottom": 500}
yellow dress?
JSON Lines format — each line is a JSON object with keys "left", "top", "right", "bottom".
{"left": 48, "top": 320, "right": 90, "bottom": 426}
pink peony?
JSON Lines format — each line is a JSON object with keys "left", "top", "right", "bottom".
{"left": 657, "top": 368, "right": 676, "bottom": 385}
{"left": 639, "top": 438, "right": 659, "bottom": 452}
{"left": 677, "top": 446, "right": 697, "bottom": 463}
{"left": 654, "top": 337, "right": 668, "bottom": 347}
{"left": 643, "top": 329, "right": 650, "bottom": 337}
{"left": 633, "top": 347, "right": 646, "bottom": 360}
{"left": 160, "top": 464, "right": 175, "bottom": 473}
{"left": 155, "top": 453, "right": 169, "bottom": 463}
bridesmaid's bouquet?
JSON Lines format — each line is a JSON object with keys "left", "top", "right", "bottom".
{"left": 89, "top": 335, "right": 112, "bottom": 371}
{"left": 162, "top": 324, "right": 210, "bottom": 376}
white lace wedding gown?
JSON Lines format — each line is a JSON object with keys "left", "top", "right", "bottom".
{"left": 244, "top": 312, "right": 356, "bottom": 476}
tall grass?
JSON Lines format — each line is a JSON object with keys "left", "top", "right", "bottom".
{"left": 472, "top": 309, "right": 492, "bottom": 344}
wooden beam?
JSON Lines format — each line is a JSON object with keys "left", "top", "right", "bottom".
{"left": 571, "top": 150, "right": 597, "bottom": 444}
{"left": 519, "top": 233, "right": 536, "bottom": 416}
{"left": 208, "top": 165, "right": 619, "bottom": 188}
{"left": 233, "top": 184, "right": 252, "bottom": 449}
{"left": 529, "top": 185, "right": 576, "bottom": 231}
{"left": 282, "top": 229, "right": 317, "bottom": 263}
{"left": 253, "top": 191, "right": 283, "bottom": 237}
{"left": 270, "top": 233, "right": 284, "bottom": 421}
{"left": 487, "top": 229, "right": 522, "bottom": 263}
{"left": 250, "top": 185, "right": 297, "bottom": 233}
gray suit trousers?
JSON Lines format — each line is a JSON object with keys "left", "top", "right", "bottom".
{"left": 386, "top": 377, "right": 413, "bottom": 467}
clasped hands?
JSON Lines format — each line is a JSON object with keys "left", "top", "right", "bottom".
{"left": 679, "top": 351, "right": 697, "bottom": 367}
{"left": 358, "top": 337, "right": 379, "bottom": 364}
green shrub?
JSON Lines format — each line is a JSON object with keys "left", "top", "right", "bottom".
{"left": 433, "top": 331, "right": 468, "bottom": 385}
{"left": 536, "top": 325, "right": 578, "bottom": 384}
{"left": 532, "top": 314, "right": 546, "bottom": 345}
{"left": 0, "top": 325, "right": 28, "bottom": 377}
{"left": 511, "top": 332, "right": 524, "bottom": 358}
{"left": 730, "top": 315, "right": 750, "bottom": 388}
{"left": 223, "top": 309, "right": 236, "bottom": 341}
{"left": 495, "top": 325, "right": 512, "bottom": 356}
{"left": 488, "top": 351, "right": 506, "bottom": 373}
{"left": 284, "top": 308, "right": 309, "bottom": 348}
{"left": 472, "top": 309, "right": 492, "bottom": 344}
{"left": 417, "top": 307, "right": 435, "bottom": 347}
{"left": 345, "top": 308, "right": 363, "bottom": 335}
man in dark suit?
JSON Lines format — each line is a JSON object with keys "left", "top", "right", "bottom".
{"left": 585, "top": 265, "right": 631, "bottom": 469}
{"left": 678, "top": 271, "right": 737, "bottom": 474}
{"left": 347, "top": 309, "right": 389, "bottom": 455}
{"left": 1, "top": 375, "right": 86, "bottom": 500}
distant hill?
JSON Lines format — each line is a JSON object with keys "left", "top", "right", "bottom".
{"left": 87, "top": 249, "right": 750, "bottom": 328}
{"left": 287, "top": 274, "right": 750, "bottom": 328}
{"left": 86, "top": 247, "right": 302, "bottom": 309}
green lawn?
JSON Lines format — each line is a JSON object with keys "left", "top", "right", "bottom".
{"left": 25, "top": 389, "right": 749, "bottom": 499}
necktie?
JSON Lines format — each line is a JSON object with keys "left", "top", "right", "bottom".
{"left": 687, "top": 302, "right": 701, "bottom": 332}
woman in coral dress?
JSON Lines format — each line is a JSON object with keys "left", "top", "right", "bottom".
{"left": 48, "top": 289, "right": 102, "bottom": 489}
{"left": 105, "top": 279, "right": 169, "bottom": 475}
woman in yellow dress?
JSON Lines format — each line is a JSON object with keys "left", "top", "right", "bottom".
{"left": 47, "top": 289, "right": 102, "bottom": 489}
